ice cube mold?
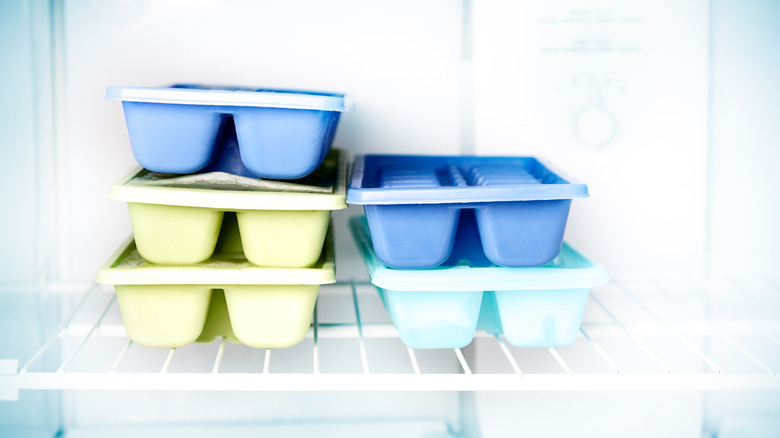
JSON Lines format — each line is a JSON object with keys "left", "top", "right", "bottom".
{"left": 350, "top": 214, "right": 608, "bottom": 349}
{"left": 110, "top": 148, "right": 347, "bottom": 267}
{"left": 346, "top": 155, "right": 588, "bottom": 269}
{"left": 96, "top": 232, "right": 335, "bottom": 349}
{"left": 106, "top": 85, "right": 351, "bottom": 179}
{"left": 347, "top": 155, "right": 588, "bottom": 269}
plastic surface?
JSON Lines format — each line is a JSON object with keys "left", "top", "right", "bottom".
{"left": 111, "top": 149, "right": 347, "bottom": 267}
{"left": 106, "top": 85, "right": 350, "bottom": 179}
{"left": 347, "top": 155, "right": 588, "bottom": 269}
{"left": 96, "top": 233, "right": 335, "bottom": 349}
{"left": 350, "top": 215, "right": 608, "bottom": 349}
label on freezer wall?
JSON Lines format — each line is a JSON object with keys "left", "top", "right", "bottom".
{"left": 473, "top": 0, "right": 709, "bottom": 277}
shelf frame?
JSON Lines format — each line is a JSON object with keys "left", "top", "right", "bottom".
{"left": 1, "top": 279, "right": 779, "bottom": 399}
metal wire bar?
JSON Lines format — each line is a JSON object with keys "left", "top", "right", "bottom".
{"left": 728, "top": 279, "right": 780, "bottom": 318}
{"left": 407, "top": 347, "right": 421, "bottom": 375}
{"left": 589, "top": 292, "right": 674, "bottom": 373}
{"left": 690, "top": 280, "right": 780, "bottom": 347}
{"left": 580, "top": 327, "right": 622, "bottom": 374}
{"left": 109, "top": 339, "right": 133, "bottom": 373}
{"left": 161, "top": 349, "right": 175, "bottom": 374}
{"left": 57, "top": 294, "right": 117, "bottom": 373}
{"left": 262, "top": 349, "right": 271, "bottom": 374}
{"left": 312, "top": 302, "right": 320, "bottom": 375}
{"left": 20, "top": 283, "right": 98, "bottom": 373}
{"left": 614, "top": 280, "right": 724, "bottom": 374}
{"left": 548, "top": 348, "right": 573, "bottom": 375}
{"left": 212, "top": 338, "right": 226, "bottom": 374}
{"left": 454, "top": 349, "right": 472, "bottom": 375}
{"left": 657, "top": 281, "right": 776, "bottom": 375}
{"left": 350, "top": 280, "right": 370, "bottom": 375}
{"left": 493, "top": 335, "right": 522, "bottom": 375}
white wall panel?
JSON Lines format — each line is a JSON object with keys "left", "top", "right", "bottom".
{"left": 62, "top": 0, "right": 466, "bottom": 280}
{"left": 473, "top": 0, "right": 709, "bottom": 278}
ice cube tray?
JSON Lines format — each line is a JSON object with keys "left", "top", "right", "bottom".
{"left": 96, "top": 232, "right": 335, "bottom": 349}
{"left": 111, "top": 148, "right": 347, "bottom": 267}
{"left": 346, "top": 155, "right": 589, "bottom": 269}
{"left": 105, "top": 84, "right": 351, "bottom": 179}
{"left": 350, "top": 215, "right": 608, "bottom": 349}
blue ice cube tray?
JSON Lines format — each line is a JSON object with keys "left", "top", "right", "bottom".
{"left": 346, "top": 154, "right": 588, "bottom": 269}
{"left": 350, "top": 215, "right": 608, "bottom": 349}
{"left": 106, "top": 85, "right": 351, "bottom": 179}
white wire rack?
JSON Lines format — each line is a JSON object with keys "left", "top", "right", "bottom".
{"left": 1, "top": 279, "right": 779, "bottom": 399}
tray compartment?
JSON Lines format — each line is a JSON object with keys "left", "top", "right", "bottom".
{"left": 377, "top": 289, "right": 483, "bottom": 349}
{"left": 127, "top": 203, "right": 225, "bottom": 265}
{"left": 364, "top": 205, "right": 460, "bottom": 269}
{"left": 236, "top": 210, "right": 331, "bottom": 268}
{"left": 475, "top": 199, "right": 572, "bottom": 267}
{"left": 479, "top": 289, "right": 591, "bottom": 347}
{"left": 115, "top": 284, "right": 212, "bottom": 348}
{"left": 121, "top": 101, "right": 224, "bottom": 174}
{"left": 233, "top": 107, "right": 341, "bottom": 179}
{"left": 223, "top": 285, "right": 319, "bottom": 349}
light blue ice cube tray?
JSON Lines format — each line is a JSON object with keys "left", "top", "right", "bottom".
{"left": 106, "top": 85, "right": 351, "bottom": 179}
{"left": 346, "top": 155, "right": 588, "bottom": 269}
{"left": 349, "top": 215, "right": 608, "bottom": 349}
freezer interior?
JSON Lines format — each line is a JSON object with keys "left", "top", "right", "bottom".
{"left": 1, "top": 1, "right": 779, "bottom": 437}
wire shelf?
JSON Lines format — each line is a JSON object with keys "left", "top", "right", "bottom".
{"left": 1, "top": 279, "right": 779, "bottom": 398}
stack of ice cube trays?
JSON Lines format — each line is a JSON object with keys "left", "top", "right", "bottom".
{"left": 96, "top": 85, "right": 351, "bottom": 349}
{"left": 95, "top": 84, "right": 607, "bottom": 352}
{"left": 347, "top": 154, "right": 609, "bottom": 349}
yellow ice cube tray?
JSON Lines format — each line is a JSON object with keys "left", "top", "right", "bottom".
{"left": 110, "top": 148, "right": 347, "bottom": 267}
{"left": 95, "top": 231, "right": 335, "bottom": 349}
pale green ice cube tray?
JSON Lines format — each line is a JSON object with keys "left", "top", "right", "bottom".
{"left": 111, "top": 148, "right": 347, "bottom": 267}
{"left": 95, "top": 231, "right": 335, "bottom": 349}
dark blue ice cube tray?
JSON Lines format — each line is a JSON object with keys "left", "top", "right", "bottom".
{"left": 106, "top": 85, "right": 351, "bottom": 179}
{"left": 346, "top": 155, "right": 588, "bottom": 269}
